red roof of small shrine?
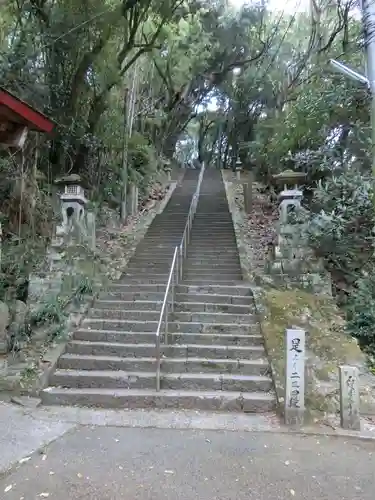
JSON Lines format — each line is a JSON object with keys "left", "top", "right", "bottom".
{"left": 0, "top": 86, "right": 54, "bottom": 133}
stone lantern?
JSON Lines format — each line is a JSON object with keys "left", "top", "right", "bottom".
{"left": 272, "top": 170, "right": 307, "bottom": 225}
{"left": 54, "top": 174, "right": 88, "bottom": 241}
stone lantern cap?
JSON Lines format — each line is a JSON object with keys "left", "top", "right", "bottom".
{"left": 54, "top": 174, "right": 87, "bottom": 205}
{"left": 272, "top": 170, "right": 307, "bottom": 186}
{"left": 272, "top": 170, "right": 307, "bottom": 202}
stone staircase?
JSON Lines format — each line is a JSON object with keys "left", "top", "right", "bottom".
{"left": 42, "top": 168, "right": 275, "bottom": 412}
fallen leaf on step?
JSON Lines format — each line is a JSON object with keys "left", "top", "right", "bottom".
{"left": 4, "top": 485, "right": 13, "bottom": 493}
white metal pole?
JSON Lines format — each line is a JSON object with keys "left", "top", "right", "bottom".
{"left": 362, "top": 0, "right": 375, "bottom": 187}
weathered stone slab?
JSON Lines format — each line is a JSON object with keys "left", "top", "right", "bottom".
{"left": 0, "top": 356, "right": 8, "bottom": 376}
{"left": 0, "top": 301, "right": 10, "bottom": 354}
{"left": 86, "top": 212, "right": 96, "bottom": 251}
{"left": 339, "top": 365, "right": 361, "bottom": 430}
{"left": 285, "top": 328, "right": 305, "bottom": 426}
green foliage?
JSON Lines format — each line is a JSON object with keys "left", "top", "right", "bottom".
{"left": 30, "top": 298, "right": 66, "bottom": 328}
{"left": 346, "top": 274, "right": 375, "bottom": 355}
{"left": 304, "top": 170, "right": 374, "bottom": 280}
{"left": 302, "top": 169, "right": 375, "bottom": 354}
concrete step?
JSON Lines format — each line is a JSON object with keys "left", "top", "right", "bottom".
{"left": 58, "top": 353, "right": 269, "bottom": 375}
{"left": 129, "top": 244, "right": 177, "bottom": 249}
{"left": 187, "top": 251, "right": 239, "bottom": 257}
{"left": 130, "top": 256, "right": 180, "bottom": 262}
{"left": 135, "top": 244, "right": 178, "bottom": 249}
{"left": 173, "top": 311, "right": 255, "bottom": 324}
{"left": 126, "top": 267, "right": 171, "bottom": 273}
{"left": 107, "top": 284, "right": 167, "bottom": 293}
{"left": 67, "top": 340, "right": 265, "bottom": 359}
{"left": 183, "top": 260, "right": 240, "bottom": 267}
{"left": 50, "top": 369, "right": 272, "bottom": 391}
{"left": 186, "top": 251, "right": 239, "bottom": 257}
{"left": 95, "top": 300, "right": 163, "bottom": 311}
{"left": 81, "top": 319, "right": 160, "bottom": 332}
{"left": 122, "top": 273, "right": 169, "bottom": 280}
{"left": 191, "top": 229, "right": 235, "bottom": 232}
{"left": 117, "top": 278, "right": 168, "bottom": 284}
{"left": 186, "top": 262, "right": 240, "bottom": 269}
{"left": 175, "top": 301, "right": 255, "bottom": 314}
{"left": 74, "top": 329, "right": 263, "bottom": 345}
{"left": 41, "top": 387, "right": 276, "bottom": 412}
{"left": 192, "top": 228, "right": 234, "bottom": 232}
{"left": 89, "top": 308, "right": 162, "bottom": 321}
{"left": 181, "top": 280, "right": 244, "bottom": 286}
{"left": 127, "top": 261, "right": 176, "bottom": 268}
{"left": 194, "top": 217, "right": 233, "bottom": 221}
{"left": 188, "top": 240, "right": 238, "bottom": 246}
{"left": 145, "top": 231, "right": 185, "bottom": 235}
{"left": 176, "top": 293, "right": 253, "bottom": 305}
{"left": 177, "top": 284, "right": 252, "bottom": 296}
{"left": 130, "top": 251, "right": 178, "bottom": 258}
{"left": 192, "top": 222, "right": 234, "bottom": 225}
{"left": 184, "top": 265, "right": 241, "bottom": 271}
{"left": 183, "top": 273, "right": 242, "bottom": 281}
{"left": 100, "top": 291, "right": 166, "bottom": 301}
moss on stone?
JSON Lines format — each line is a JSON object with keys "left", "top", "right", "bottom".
{"left": 261, "top": 288, "right": 365, "bottom": 419}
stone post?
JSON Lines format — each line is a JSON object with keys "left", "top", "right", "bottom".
{"left": 339, "top": 365, "right": 361, "bottom": 430}
{"left": 86, "top": 212, "right": 96, "bottom": 251}
{"left": 0, "top": 301, "right": 10, "bottom": 355}
{"left": 235, "top": 158, "right": 242, "bottom": 181}
{"left": 127, "top": 183, "right": 138, "bottom": 216}
{"left": 285, "top": 327, "right": 305, "bottom": 426}
{"left": 243, "top": 181, "right": 253, "bottom": 214}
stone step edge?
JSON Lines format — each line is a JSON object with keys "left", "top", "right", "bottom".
{"left": 95, "top": 300, "right": 253, "bottom": 309}
{"left": 41, "top": 387, "right": 276, "bottom": 411}
{"left": 51, "top": 369, "right": 272, "bottom": 382}
{"left": 105, "top": 283, "right": 253, "bottom": 289}
{"left": 76, "top": 328, "right": 262, "bottom": 338}
{"left": 60, "top": 353, "right": 268, "bottom": 365}
{"left": 68, "top": 340, "right": 265, "bottom": 351}
{"left": 82, "top": 319, "right": 259, "bottom": 327}
{"left": 88, "top": 309, "right": 256, "bottom": 319}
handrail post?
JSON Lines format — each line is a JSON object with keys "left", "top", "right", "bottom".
{"left": 171, "top": 260, "right": 175, "bottom": 313}
{"left": 156, "top": 335, "right": 161, "bottom": 391}
{"left": 164, "top": 302, "right": 168, "bottom": 345}
{"left": 179, "top": 243, "right": 183, "bottom": 280}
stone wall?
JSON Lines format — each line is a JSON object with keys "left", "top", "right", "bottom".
{"left": 223, "top": 171, "right": 375, "bottom": 423}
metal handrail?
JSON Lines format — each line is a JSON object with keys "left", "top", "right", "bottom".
{"left": 155, "top": 246, "right": 178, "bottom": 391}
{"left": 155, "top": 163, "right": 205, "bottom": 391}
